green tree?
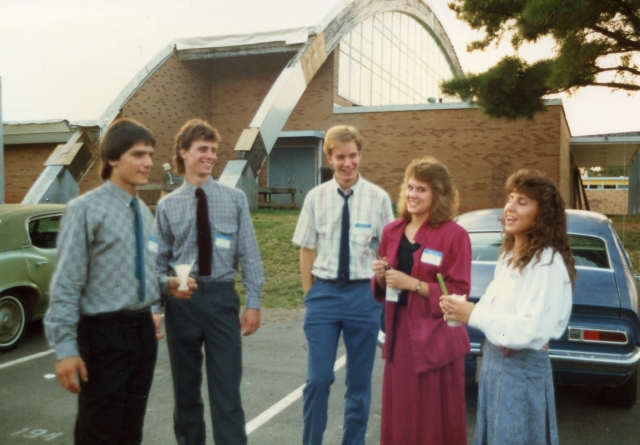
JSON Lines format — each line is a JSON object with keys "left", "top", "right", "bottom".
{"left": 441, "top": 0, "right": 640, "bottom": 119}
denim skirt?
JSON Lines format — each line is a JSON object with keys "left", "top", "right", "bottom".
{"left": 473, "top": 341, "right": 559, "bottom": 445}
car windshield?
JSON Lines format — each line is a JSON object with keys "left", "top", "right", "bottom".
{"left": 469, "top": 232, "right": 610, "bottom": 269}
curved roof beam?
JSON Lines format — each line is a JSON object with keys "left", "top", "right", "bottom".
{"left": 218, "top": 0, "right": 462, "bottom": 192}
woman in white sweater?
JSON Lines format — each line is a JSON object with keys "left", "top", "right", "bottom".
{"left": 441, "top": 169, "right": 576, "bottom": 445}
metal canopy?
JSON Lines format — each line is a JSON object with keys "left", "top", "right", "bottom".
{"left": 570, "top": 135, "right": 640, "bottom": 168}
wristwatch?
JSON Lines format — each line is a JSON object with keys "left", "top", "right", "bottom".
{"left": 415, "top": 280, "right": 422, "bottom": 293}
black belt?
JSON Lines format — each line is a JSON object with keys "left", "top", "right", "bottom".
{"left": 316, "top": 278, "right": 370, "bottom": 285}
{"left": 81, "top": 307, "right": 151, "bottom": 321}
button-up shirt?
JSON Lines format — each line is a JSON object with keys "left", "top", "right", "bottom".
{"left": 45, "top": 180, "right": 160, "bottom": 360}
{"left": 155, "top": 177, "right": 264, "bottom": 309}
{"left": 292, "top": 175, "right": 394, "bottom": 280}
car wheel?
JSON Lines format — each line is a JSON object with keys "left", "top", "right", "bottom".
{"left": 0, "top": 295, "right": 26, "bottom": 352}
{"left": 601, "top": 369, "right": 638, "bottom": 408}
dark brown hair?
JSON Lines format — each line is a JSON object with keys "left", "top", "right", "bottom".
{"left": 501, "top": 169, "right": 576, "bottom": 285}
{"left": 173, "top": 119, "right": 221, "bottom": 174}
{"left": 323, "top": 125, "right": 362, "bottom": 156}
{"left": 397, "top": 156, "right": 459, "bottom": 226}
{"left": 99, "top": 118, "right": 155, "bottom": 180}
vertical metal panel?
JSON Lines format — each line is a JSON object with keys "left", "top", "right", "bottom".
{"left": 629, "top": 156, "right": 640, "bottom": 214}
{"left": 0, "top": 77, "right": 4, "bottom": 203}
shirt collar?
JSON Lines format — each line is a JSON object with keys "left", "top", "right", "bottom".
{"left": 331, "top": 174, "right": 361, "bottom": 195}
{"left": 104, "top": 179, "right": 139, "bottom": 206}
{"left": 183, "top": 176, "right": 215, "bottom": 195}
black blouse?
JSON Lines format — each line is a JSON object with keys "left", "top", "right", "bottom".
{"left": 396, "top": 233, "right": 421, "bottom": 306}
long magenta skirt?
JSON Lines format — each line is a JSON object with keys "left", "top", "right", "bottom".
{"left": 380, "top": 306, "right": 467, "bottom": 445}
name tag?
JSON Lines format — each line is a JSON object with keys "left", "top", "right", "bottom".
{"left": 421, "top": 249, "right": 442, "bottom": 266}
{"left": 148, "top": 236, "right": 158, "bottom": 253}
{"left": 215, "top": 233, "right": 232, "bottom": 249}
{"left": 353, "top": 222, "right": 372, "bottom": 235}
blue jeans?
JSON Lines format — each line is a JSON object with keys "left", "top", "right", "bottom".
{"left": 303, "top": 279, "right": 383, "bottom": 445}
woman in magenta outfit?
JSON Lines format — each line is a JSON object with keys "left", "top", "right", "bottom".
{"left": 372, "top": 156, "right": 471, "bottom": 445}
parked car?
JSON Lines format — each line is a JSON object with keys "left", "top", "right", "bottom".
{"left": 0, "top": 204, "right": 65, "bottom": 351}
{"left": 458, "top": 209, "right": 640, "bottom": 408}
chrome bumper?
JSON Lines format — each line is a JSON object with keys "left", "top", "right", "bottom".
{"left": 469, "top": 343, "right": 640, "bottom": 372}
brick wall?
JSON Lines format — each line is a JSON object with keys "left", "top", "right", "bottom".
{"left": 585, "top": 190, "right": 628, "bottom": 215}
{"left": 284, "top": 50, "right": 567, "bottom": 213}
{"left": 3, "top": 143, "right": 57, "bottom": 203}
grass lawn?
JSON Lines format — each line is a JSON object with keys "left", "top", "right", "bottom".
{"left": 236, "top": 209, "right": 303, "bottom": 308}
{"left": 610, "top": 215, "right": 640, "bottom": 268}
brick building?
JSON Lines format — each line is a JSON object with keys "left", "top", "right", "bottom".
{"left": 4, "top": 0, "right": 630, "bottom": 212}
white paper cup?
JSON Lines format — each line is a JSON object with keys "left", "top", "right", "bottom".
{"left": 173, "top": 263, "right": 194, "bottom": 290}
{"left": 447, "top": 294, "right": 466, "bottom": 327}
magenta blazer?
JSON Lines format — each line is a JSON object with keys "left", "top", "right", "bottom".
{"left": 372, "top": 218, "right": 472, "bottom": 373}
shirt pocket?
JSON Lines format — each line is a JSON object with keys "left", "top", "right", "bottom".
{"left": 215, "top": 223, "right": 238, "bottom": 251}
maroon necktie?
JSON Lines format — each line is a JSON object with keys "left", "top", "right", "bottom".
{"left": 195, "top": 188, "right": 212, "bottom": 276}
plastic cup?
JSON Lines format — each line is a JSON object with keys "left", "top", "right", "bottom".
{"left": 173, "top": 263, "right": 194, "bottom": 290}
{"left": 447, "top": 294, "right": 466, "bottom": 327}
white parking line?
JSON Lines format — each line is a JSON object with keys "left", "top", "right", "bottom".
{"left": 246, "top": 353, "right": 347, "bottom": 435}
{"left": 2, "top": 348, "right": 346, "bottom": 436}
{"left": 0, "top": 349, "right": 54, "bottom": 370}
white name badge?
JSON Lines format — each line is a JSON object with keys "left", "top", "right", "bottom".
{"left": 421, "top": 249, "right": 443, "bottom": 266}
{"left": 386, "top": 286, "right": 400, "bottom": 302}
{"left": 215, "top": 233, "right": 232, "bottom": 249}
{"left": 353, "top": 222, "right": 372, "bottom": 234}
{"left": 148, "top": 236, "right": 158, "bottom": 253}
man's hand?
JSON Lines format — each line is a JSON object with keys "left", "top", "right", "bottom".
{"left": 241, "top": 308, "right": 260, "bottom": 336}
{"left": 55, "top": 356, "right": 88, "bottom": 393}
{"left": 168, "top": 276, "right": 197, "bottom": 299}
{"left": 152, "top": 313, "right": 164, "bottom": 340}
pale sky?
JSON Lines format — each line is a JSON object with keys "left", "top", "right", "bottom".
{"left": 1, "top": 0, "right": 638, "bottom": 136}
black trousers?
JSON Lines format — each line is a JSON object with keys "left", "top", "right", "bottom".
{"left": 165, "top": 280, "right": 246, "bottom": 445}
{"left": 75, "top": 309, "right": 158, "bottom": 445}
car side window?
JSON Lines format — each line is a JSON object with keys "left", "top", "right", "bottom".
{"left": 570, "top": 235, "right": 610, "bottom": 269}
{"left": 28, "top": 215, "right": 62, "bottom": 249}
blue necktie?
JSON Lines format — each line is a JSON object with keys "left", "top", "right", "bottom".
{"left": 131, "top": 197, "right": 145, "bottom": 301}
{"left": 337, "top": 189, "right": 351, "bottom": 284}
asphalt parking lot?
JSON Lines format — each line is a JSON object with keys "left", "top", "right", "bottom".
{"left": 1, "top": 308, "right": 639, "bottom": 444}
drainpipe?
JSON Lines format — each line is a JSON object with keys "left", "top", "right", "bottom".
{"left": 0, "top": 76, "right": 4, "bottom": 204}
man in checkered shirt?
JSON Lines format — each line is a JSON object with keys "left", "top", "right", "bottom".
{"left": 45, "top": 119, "right": 177, "bottom": 445}
{"left": 293, "top": 125, "right": 394, "bottom": 445}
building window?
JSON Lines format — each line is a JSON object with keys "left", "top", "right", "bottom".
{"left": 338, "top": 11, "right": 456, "bottom": 106}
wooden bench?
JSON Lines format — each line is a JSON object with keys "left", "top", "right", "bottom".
{"left": 258, "top": 187, "right": 297, "bottom": 209}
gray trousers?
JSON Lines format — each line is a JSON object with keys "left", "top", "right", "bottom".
{"left": 165, "top": 280, "right": 246, "bottom": 445}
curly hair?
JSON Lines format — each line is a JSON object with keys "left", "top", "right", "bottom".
{"left": 501, "top": 169, "right": 576, "bottom": 286}
{"left": 397, "top": 156, "right": 459, "bottom": 226}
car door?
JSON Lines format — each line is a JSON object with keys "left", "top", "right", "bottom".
{"left": 24, "top": 214, "right": 62, "bottom": 317}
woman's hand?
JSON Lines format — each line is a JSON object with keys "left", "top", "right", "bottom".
{"left": 440, "top": 294, "right": 475, "bottom": 325}
{"left": 384, "top": 268, "right": 415, "bottom": 291}
{"left": 372, "top": 258, "right": 389, "bottom": 287}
